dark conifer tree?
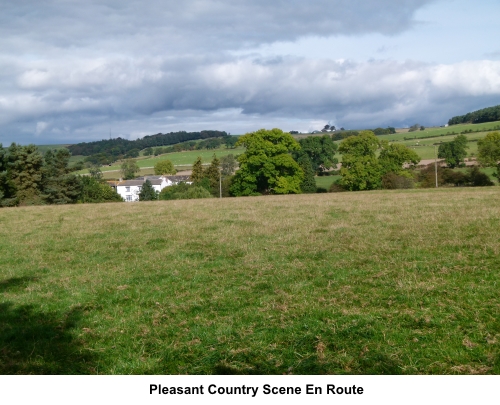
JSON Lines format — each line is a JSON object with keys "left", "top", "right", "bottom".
{"left": 190, "top": 156, "right": 204, "bottom": 184}
{"left": 42, "top": 149, "right": 82, "bottom": 204}
{"left": 204, "top": 154, "right": 221, "bottom": 195}
{"left": 297, "top": 155, "right": 317, "bottom": 193}
{"left": 138, "top": 179, "right": 158, "bottom": 201}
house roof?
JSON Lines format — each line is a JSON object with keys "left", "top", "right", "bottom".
{"left": 108, "top": 175, "right": 191, "bottom": 188}
{"left": 114, "top": 179, "right": 163, "bottom": 186}
{"left": 165, "top": 175, "right": 191, "bottom": 182}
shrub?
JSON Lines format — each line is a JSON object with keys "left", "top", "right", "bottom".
{"left": 381, "top": 172, "right": 414, "bottom": 189}
{"left": 468, "top": 166, "right": 494, "bottom": 186}
{"left": 329, "top": 180, "right": 347, "bottom": 193}
{"left": 158, "top": 182, "right": 213, "bottom": 200}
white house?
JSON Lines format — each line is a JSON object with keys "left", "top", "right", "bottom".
{"left": 110, "top": 175, "right": 191, "bottom": 202}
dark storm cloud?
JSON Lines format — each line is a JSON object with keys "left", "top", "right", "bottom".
{"left": 1, "top": 0, "right": 435, "bottom": 54}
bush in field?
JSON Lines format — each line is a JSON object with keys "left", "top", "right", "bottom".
{"left": 158, "top": 182, "right": 212, "bottom": 200}
{"left": 182, "top": 186, "right": 213, "bottom": 199}
{"left": 79, "top": 177, "right": 123, "bottom": 203}
{"left": 159, "top": 182, "right": 189, "bottom": 200}
{"left": 468, "top": 166, "right": 494, "bottom": 186}
{"left": 417, "top": 164, "right": 494, "bottom": 188}
{"left": 441, "top": 169, "right": 468, "bottom": 187}
{"left": 416, "top": 164, "right": 444, "bottom": 188}
{"left": 381, "top": 172, "right": 414, "bottom": 189}
{"left": 329, "top": 180, "right": 347, "bottom": 193}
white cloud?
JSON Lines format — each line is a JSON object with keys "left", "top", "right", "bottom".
{"left": 35, "top": 121, "right": 49, "bottom": 135}
{"left": 1, "top": 0, "right": 500, "bottom": 144}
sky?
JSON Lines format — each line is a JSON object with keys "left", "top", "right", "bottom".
{"left": 1, "top": 0, "right": 499, "bottom": 145}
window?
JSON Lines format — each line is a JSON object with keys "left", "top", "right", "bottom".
{"left": 137, "top": 186, "right": 142, "bottom": 191}
{"left": 126, "top": 195, "right": 132, "bottom": 201}
{"left": 126, "top": 186, "right": 130, "bottom": 192}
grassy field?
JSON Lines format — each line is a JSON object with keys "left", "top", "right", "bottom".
{"left": 315, "top": 175, "right": 340, "bottom": 190}
{"left": 78, "top": 147, "right": 244, "bottom": 176}
{"left": 1, "top": 188, "right": 499, "bottom": 375}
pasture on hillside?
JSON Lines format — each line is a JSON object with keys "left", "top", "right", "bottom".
{"left": 77, "top": 147, "right": 245, "bottom": 177}
{"left": 0, "top": 188, "right": 498, "bottom": 374}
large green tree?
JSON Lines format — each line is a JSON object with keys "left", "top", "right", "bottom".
{"left": 477, "top": 131, "right": 500, "bottom": 177}
{"left": 379, "top": 142, "right": 421, "bottom": 175}
{"left": 42, "top": 149, "right": 82, "bottom": 204}
{"left": 438, "top": 135, "right": 468, "bottom": 168}
{"left": 338, "top": 131, "right": 382, "bottom": 191}
{"left": 79, "top": 177, "right": 123, "bottom": 203}
{"left": 2, "top": 144, "right": 45, "bottom": 205}
{"left": 230, "top": 128, "right": 303, "bottom": 196}
{"left": 293, "top": 135, "right": 338, "bottom": 174}
{"left": 154, "top": 160, "right": 177, "bottom": 175}
{"left": 121, "top": 159, "right": 140, "bottom": 180}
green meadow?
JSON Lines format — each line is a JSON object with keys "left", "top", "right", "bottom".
{"left": 1, "top": 188, "right": 499, "bottom": 374}
{"left": 78, "top": 147, "right": 245, "bottom": 177}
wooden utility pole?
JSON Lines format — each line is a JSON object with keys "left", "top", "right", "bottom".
{"left": 434, "top": 144, "right": 438, "bottom": 188}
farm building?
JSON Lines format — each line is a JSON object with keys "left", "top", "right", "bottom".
{"left": 110, "top": 175, "right": 191, "bottom": 202}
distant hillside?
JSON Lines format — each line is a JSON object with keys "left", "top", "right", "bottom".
{"left": 67, "top": 130, "right": 228, "bottom": 157}
{"left": 448, "top": 105, "right": 500, "bottom": 125}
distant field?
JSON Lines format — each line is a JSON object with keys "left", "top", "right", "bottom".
{"left": 315, "top": 175, "right": 340, "bottom": 190}
{"left": 77, "top": 147, "right": 244, "bottom": 175}
{"left": 1, "top": 188, "right": 499, "bottom": 374}
{"left": 35, "top": 144, "right": 70, "bottom": 153}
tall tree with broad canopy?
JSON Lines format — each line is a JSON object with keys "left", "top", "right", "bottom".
{"left": 338, "top": 131, "right": 382, "bottom": 191}
{"left": 379, "top": 142, "right": 421, "bottom": 175}
{"left": 154, "top": 160, "right": 177, "bottom": 175}
{"left": 339, "top": 132, "right": 421, "bottom": 191}
{"left": 293, "top": 135, "right": 338, "bottom": 174}
{"left": 230, "top": 128, "right": 303, "bottom": 196}
{"left": 477, "top": 131, "right": 500, "bottom": 177}
{"left": 121, "top": 158, "right": 140, "bottom": 180}
{"left": 438, "top": 135, "right": 468, "bottom": 168}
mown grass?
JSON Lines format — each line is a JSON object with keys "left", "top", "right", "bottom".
{"left": 1, "top": 188, "right": 499, "bottom": 375}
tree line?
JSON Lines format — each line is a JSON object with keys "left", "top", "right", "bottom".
{"left": 0, "top": 143, "right": 122, "bottom": 207}
{"left": 68, "top": 130, "right": 228, "bottom": 161}
{"left": 3, "top": 129, "right": 499, "bottom": 207}
{"left": 448, "top": 104, "right": 500, "bottom": 125}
